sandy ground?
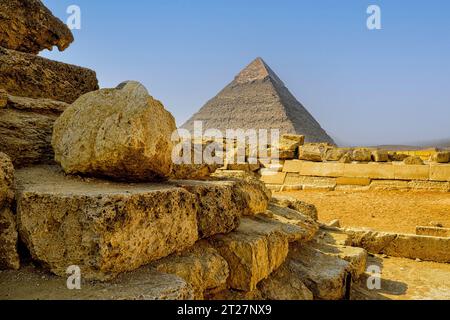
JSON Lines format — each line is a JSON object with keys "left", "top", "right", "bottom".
{"left": 280, "top": 190, "right": 450, "bottom": 234}
{"left": 352, "top": 255, "right": 450, "bottom": 300}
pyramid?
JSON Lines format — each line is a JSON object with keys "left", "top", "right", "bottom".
{"left": 182, "top": 58, "right": 335, "bottom": 144}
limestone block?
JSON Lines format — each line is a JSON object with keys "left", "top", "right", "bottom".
{"left": 404, "top": 156, "right": 424, "bottom": 165}
{"left": 369, "top": 180, "right": 409, "bottom": 191}
{"left": 336, "top": 177, "right": 371, "bottom": 186}
{"left": 298, "top": 145, "right": 324, "bottom": 162}
{"left": 153, "top": 241, "right": 229, "bottom": 299}
{"left": 15, "top": 166, "right": 199, "bottom": 280}
{"left": 286, "top": 243, "right": 352, "bottom": 300}
{"left": 282, "top": 160, "right": 303, "bottom": 173}
{"left": 408, "top": 180, "right": 450, "bottom": 192}
{"left": 0, "top": 94, "right": 68, "bottom": 167}
{"left": 416, "top": 226, "right": 450, "bottom": 237}
{"left": 271, "top": 194, "right": 318, "bottom": 220}
{"left": 430, "top": 165, "right": 450, "bottom": 182}
{"left": 299, "top": 161, "right": 345, "bottom": 178}
{"left": 0, "top": 0, "right": 74, "bottom": 54}
{"left": 352, "top": 148, "right": 372, "bottom": 162}
{"left": 394, "top": 164, "right": 430, "bottom": 181}
{"left": 371, "top": 150, "right": 389, "bottom": 162}
{"left": 260, "top": 172, "right": 286, "bottom": 185}
{"left": 343, "top": 163, "right": 395, "bottom": 179}
{"left": 209, "top": 217, "right": 290, "bottom": 291}
{"left": 432, "top": 152, "right": 450, "bottom": 164}
{"left": 0, "top": 207, "right": 20, "bottom": 270}
{"left": 173, "top": 180, "right": 241, "bottom": 238}
{"left": 0, "top": 47, "right": 98, "bottom": 103}
{"left": 257, "top": 263, "right": 313, "bottom": 300}
{"left": 344, "top": 228, "right": 450, "bottom": 263}
{"left": 52, "top": 82, "right": 176, "bottom": 181}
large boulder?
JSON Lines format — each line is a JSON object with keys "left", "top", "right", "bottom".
{"left": 52, "top": 82, "right": 176, "bottom": 182}
{"left": 15, "top": 166, "right": 199, "bottom": 280}
{"left": 0, "top": 153, "right": 19, "bottom": 270}
{"left": 0, "top": 94, "right": 68, "bottom": 167}
{"left": 0, "top": 0, "right": 74, "bottom": 54}
{"left": 0, "top": 47, "right": 98, "bottom": 103}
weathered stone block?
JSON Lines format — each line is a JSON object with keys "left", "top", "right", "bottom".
{"left": 416, "top": 226, "right": 450, "bottom": 237}
{"left": 0, "top": 153, "right": 18, "bottom": 270}
{"left": 53, "top": 82, "right": 176, "bottom": 182}
{"left": 408, "top": 180, "right": 450, "bottom": 192}
{"left": 257, "top": 263, "right": 313, "bottom": 300}
{"left": 0, "top": 94, "right": 68, "bottom": 167}
{"left": 298, "top": 145, "right": 324, "bottom": 162}
{"left": 369, "top": 180, "right": 409, "bottom": 191}
{"left": 0, "top": 207, "right": 19, "bottom": 270}
{"left": 394, "top": 164, "right": 430, "bottom": 181}
{"left": 300, "top": 161, "right": 345, "bottom": 177}
{"left": 352, "top": 148, "right": 372, "bottom": 162}
{"left": 336, "top": 177, "right": 371, "bottom": 186}
{"left": 282, "top": 160, "right": 303, "bottom": 173}
{"left": 430, "top": 165, "right": 450, "bottom": 182}
{"left": 286, "top": 243, "right": 352, "bottom": 300}
{"left": 271, "top": 194, "right": 318, "bottom": 220}
{"left": 371, "top": 150, "right": 389, "bottom": 162}
{"left": 345, "top": 228, "right": 450, "bottom": 263}
{"left": 343, "top": 163, "right": 395, "bottom": 179}
{"left": 432, "top": 152, "right": 450, "bottom": 164}
{"left": 260, "top": 172, "right": 286, "bottom": 185}
{"left": 0, "top": 47, "right": 98, "bottom": 103}
{"left": 173, "top": 180, "right": 241, "bottom": 238}
{"left": 15, "top": 166, "right": 199, "bottom": 280}
{"left": 153, "top": 241, "right": 229, "bottom": 299}
{"left": 209, "top": 217, "right": 290, "bottom": 291}
{"left": 0, "top": 0, "right": 74, "bottom": 54}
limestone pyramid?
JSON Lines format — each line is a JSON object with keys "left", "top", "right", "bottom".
{"left": 182, "top": 57, "right": 335, "bottom": 144}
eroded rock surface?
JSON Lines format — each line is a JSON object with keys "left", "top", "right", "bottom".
{"left": 0, "top": 47, "right": 98, "bottom": 103}
{"left": 153, "top": 241, "right": 229, "bottom": 299}
{"left": 0, "top": 153, "right": 18, "bottom": 270}
{"left": 0, "top": 265, "right": 194, "bottom": 300}
{"left": 0, "top": 0, "right": 74, "bottom": 54}
{"left": 0, "top": 94, "right": 68, "bottom": 167}
{"left": 52, "top": 82, "right": 176, "bottom": 181}
{"left": 15, "top": 166, "right": 199, "bottom": 280}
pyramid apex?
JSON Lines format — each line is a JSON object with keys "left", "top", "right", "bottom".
{"left": 235, "top": 57, "right": 283, "bottom": 85}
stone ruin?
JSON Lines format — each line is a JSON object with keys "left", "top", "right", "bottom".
{"left": 0, "top": 0, "right": 372, "bottom": 300}
{"left": 1, "top": 1, "right": 448, "bottom": 301}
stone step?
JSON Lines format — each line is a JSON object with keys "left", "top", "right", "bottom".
{"left": 0, "top": 94, "right": 68, "bottom": 167}
{"left": 14, "top": 166, "right": 271, "bottom": 280}
{"left": 0, "top": 47, "right": 98, "bottom": 103}
{"left": 208, "top": 212, "right": 318, "bottom": 292}
{"left": 15, "top": 166, "right": 200, "bottom": 280}
{"left": 0, "top": 264, "right": 194, "bottom": 300}
{"left": 152, "top": 241, "right": 229, "bottom": 299}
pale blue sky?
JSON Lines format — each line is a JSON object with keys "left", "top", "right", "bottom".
{"left": 41, "top": 0, "right": 450, "bottom": 146}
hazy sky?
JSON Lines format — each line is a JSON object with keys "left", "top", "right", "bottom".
{"left": 42, "top": 0, "right": 450, "bottom": 146}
